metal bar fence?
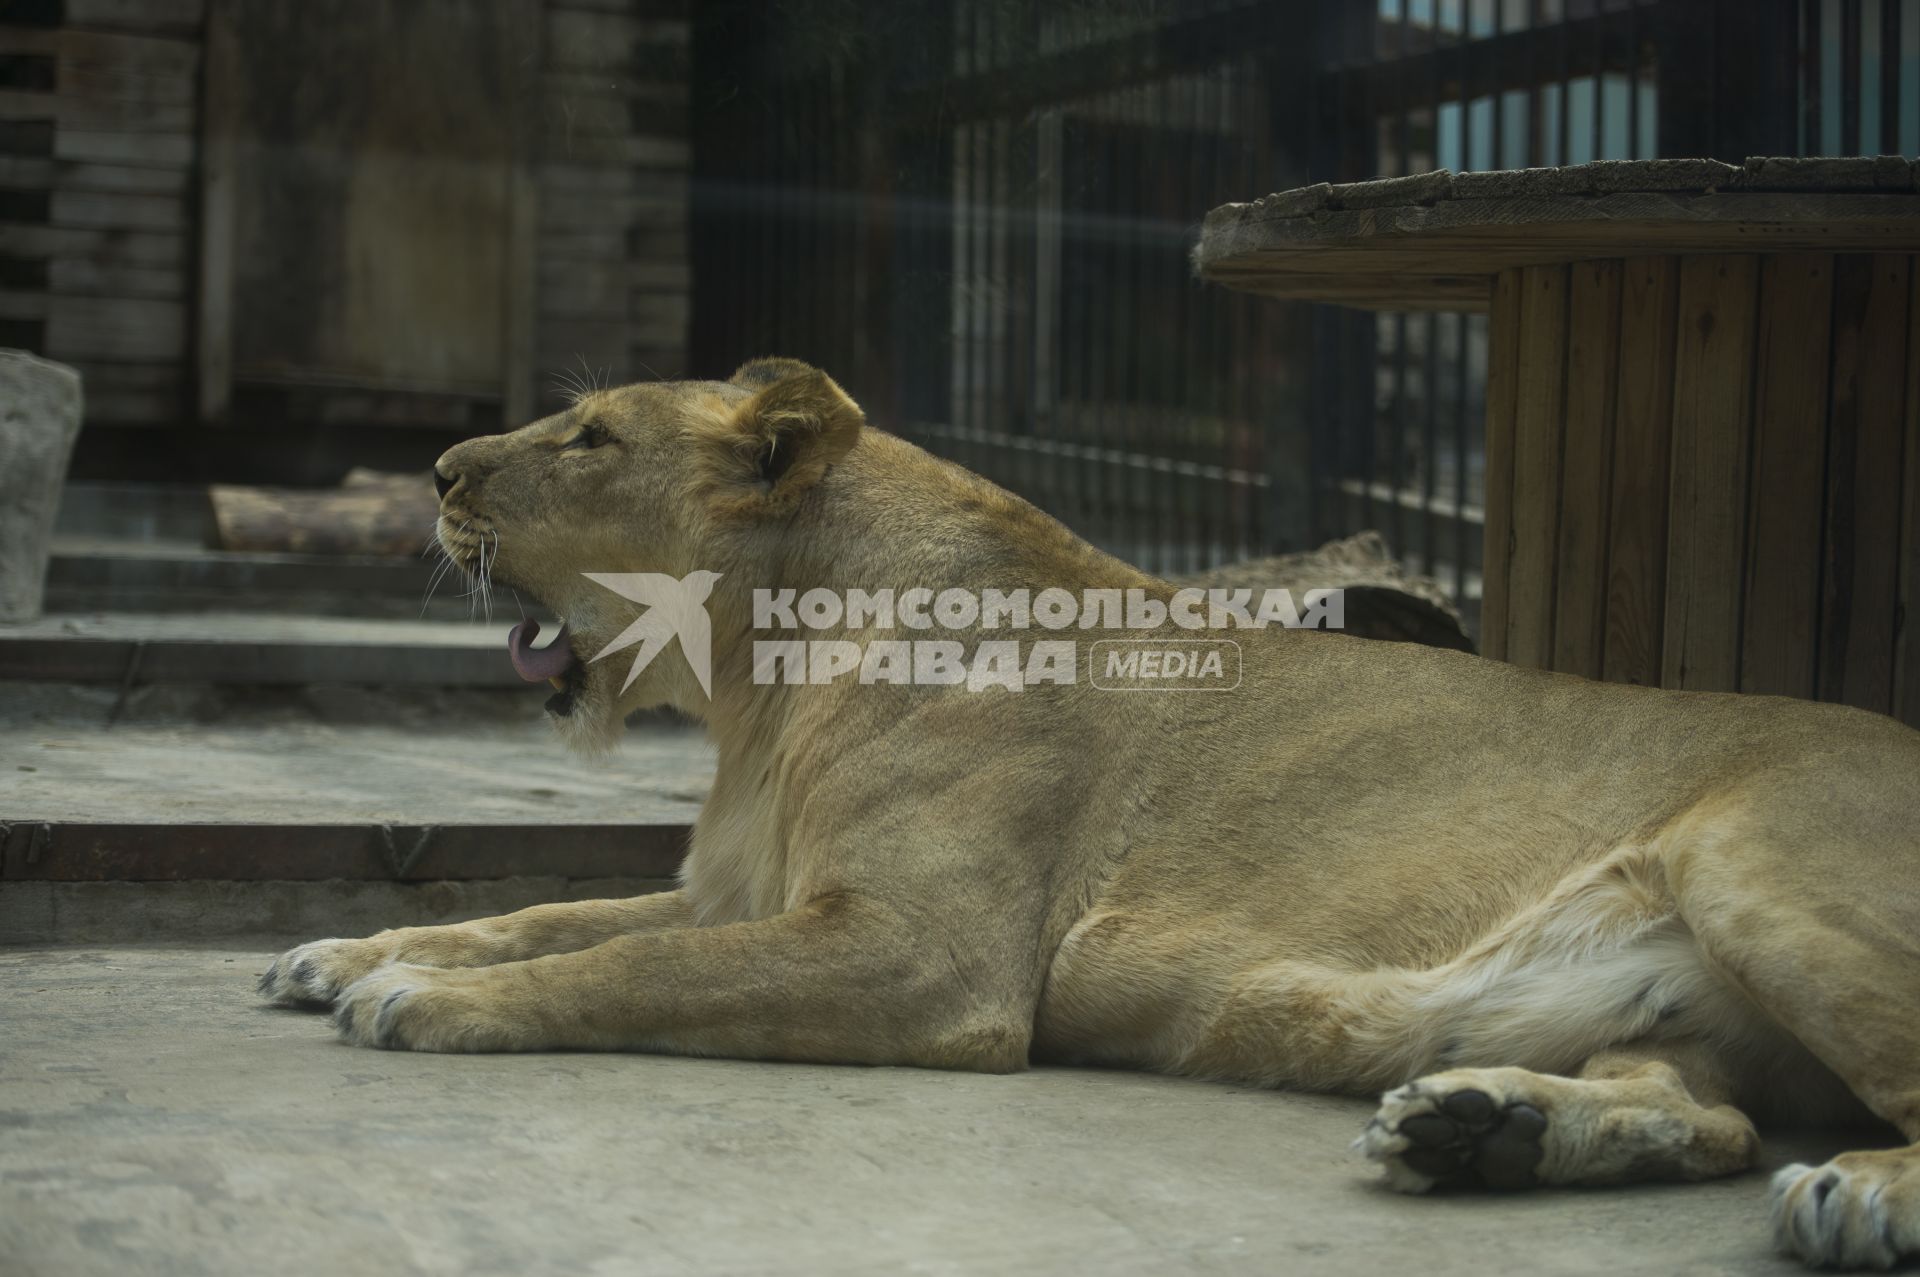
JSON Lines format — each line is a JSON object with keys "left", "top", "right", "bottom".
{"left": 688, "top": 0, "right": 1911, "bottom": 638}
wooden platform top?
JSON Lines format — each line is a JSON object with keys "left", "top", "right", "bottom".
{"left": 1196, "top": 156, "right": 1920, "bottom": 312}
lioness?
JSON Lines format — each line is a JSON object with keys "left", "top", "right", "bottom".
{"left": 261, "top": 359, "right": 1920, "bottom": 1270}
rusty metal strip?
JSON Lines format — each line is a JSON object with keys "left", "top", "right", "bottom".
{"left": 0, "top": 822, "right": 691, "bottom": 882}
{"left": 0, "top": 636, "right": 520, "bottom": 687}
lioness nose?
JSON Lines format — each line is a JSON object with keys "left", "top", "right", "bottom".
{"left": 433, "top": 466, "right": 456, "bottom": 500}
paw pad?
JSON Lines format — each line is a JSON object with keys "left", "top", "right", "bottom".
{"left": 1392, "top": 1088, "right": 1547, "bottom": 1190}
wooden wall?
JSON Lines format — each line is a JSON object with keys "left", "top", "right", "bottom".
{"left": 1481, "top": 253, "right": 1920, "bottom": 730}
{"left": 0, "top": 0, "right": 689, "bottom": 435}
{"left": 532, "top": 0, "right": 692, "bottom": 413}
{"left": 0, "top": 1, "right": 202, "bottom": 426}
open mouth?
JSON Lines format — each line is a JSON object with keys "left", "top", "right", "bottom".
{"left": 507, "top": 618, "right": 585, "bottom": 716}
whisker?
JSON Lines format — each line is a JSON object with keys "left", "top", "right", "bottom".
{"left": 480, "top": 530, "right": 498, "bottom": 623}
{"left": 421, "top": 553, "right": 456, "bottom": 615}
{"left": 466, "top": 532, "right": 485, "bottom": 619}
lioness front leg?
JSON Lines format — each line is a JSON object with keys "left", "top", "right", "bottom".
{"left": 259, "top": 890, "right": 694, "bottom": 1007}
{"left": 329, "top": 892, "right": 1031, "bottom": 1071}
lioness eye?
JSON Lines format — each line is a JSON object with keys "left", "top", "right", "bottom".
{"left": 562, "top": 424, "right": 607, "bottom": 450}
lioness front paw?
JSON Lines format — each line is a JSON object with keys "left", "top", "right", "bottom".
{"left": 332, "top": 963, "right": 530, "bottom": 1053}
{"left": 1355, "top": 1068, "right": 1548, "bottom": 1193}
{"left": 1772, "top": 1150, "right": 1920, "bottom": 1270}
{"left": 258, "top": 937, "right": 390, "bottom": 1007}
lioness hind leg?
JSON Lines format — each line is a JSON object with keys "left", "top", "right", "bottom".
{"left": 1665, "top": 763, "right": 1920, "bottom": 1269}
{"left": 258, "top": 889, "right": 694, "bottom": 1007}
{"left": 1357, "top": 1042, "right": 1760, "bottom": 1193}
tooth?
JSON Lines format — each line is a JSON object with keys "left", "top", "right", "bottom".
{"left": 547, "top": 677, "right": 566, "bottom": 691}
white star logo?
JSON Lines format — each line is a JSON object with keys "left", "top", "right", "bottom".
{"left": 582, "top": 570, "right": 723, "bottom": 698}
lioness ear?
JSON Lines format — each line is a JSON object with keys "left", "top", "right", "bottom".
{"left": 695, "top": 364, "right": 864, "bottom": 511}
{"left": 730, "top": 356, "right": 818, "bottom": 393}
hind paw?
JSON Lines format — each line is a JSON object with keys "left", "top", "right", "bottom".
{"left": 1772, "top": 1150, "right": 1920, "bottom": 1270}
{"left": 1356, "top": 1069, "right": 1548, "bottom": 1193}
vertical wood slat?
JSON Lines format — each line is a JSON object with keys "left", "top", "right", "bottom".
{"left": 502, "top": 0, "right": 540, "bottom": 428}
{"left": 1741, "top": 252, "right": 1835, "bottom": 699}
{"left": 1897, "top": 261, "right": 1920, "bottom": 730}
{"left": 1663, "top": 254, "right": 1759, "bottom": 693}
{"left": 1552, "top": 260, "right": 1622, "bottom": 680}
{"left": 1504, "top": 264, "right": 1571, "bottom": 669}
{"left": 1820, "top": 253, "right": 1912, "bottom": 713}
{"left": 1604, "top": 255, "right": 1679, "bottom": 687}
{"left": 1480, "top": 267, "right": 1525, "bottom": 662}
{"left": 195, "top": 0, "right": 239, "bottom": 422}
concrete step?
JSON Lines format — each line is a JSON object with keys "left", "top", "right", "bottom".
{"left": 0, "top": 710, "right": 708, "bottom": 888}
{"left": 44, "top": 537, "right": 481, "bottom": 621}
{"left": 0, "top": 611, "right": 539, "bottom": 686}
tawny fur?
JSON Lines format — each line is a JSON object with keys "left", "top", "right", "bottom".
{"left": 261, "top": 361, "right": 1920, "bottom": 1271}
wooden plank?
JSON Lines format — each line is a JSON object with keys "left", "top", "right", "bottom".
{"left": 45, "top": 295, "right": 187, "bottom": 362}
{"left": 50, "top": 190, "right": 186, "bottom": 232}
{"left": 0, "top": 90, "right": 192, "bottom": 133}
{"left": 539, "top": 259, "right": 628, "bottom": 318}
{"left": 56, "top": 69, "right": 197, "bottom": 109}
{"left": 0, "top": 223, "right": 183, "bottom": 266}
{"left": 1663, "top": 254, "right": 1760, "bottom": 692}
{"left": 629, "top": 302, "right": 687, "bottom": 348}
{"left": 0, "top": 292, "right": 48, "bottom": 321}
{"left": 1503, "top": 264, "right": 1570, "bottom": 669}
{"left": 629, "top": 261, "right": 691, "bottom": 289}
{"left": 628, "top": 347, "right": 686, "bottom": 379}
{"left": 0, "top": 157, "right": 53, "bottom": 188}
{"left": 1740, "top": 253, "right": 1835, "bottom": 699}
{"left": 1196, "top": 162, "right": 1920, "bottom": 312}
{"left": 1551, "top": 259, "right": 1622, "bottom": 679}
{"left": 533, "top": 129, "right": 689, "bottom": 167}
{"left": 53, "top": 130, "right": 194, "bottom": 168}
{"left": 545, "top": 10, "right": 688, "bottom": 74}
{"left": 53, "top": 162, "right": 190, "bottom": 195}
{"left": 542, "top": 74, "right": 687, "bottom": 108}
{"left": 63, "top": 0, "right": 207, "bottom": 32}
{"left": 536, "top": 163, "right": 645, "bottom": 193}
{"left": 1819, "top": 253, "right": 1911, "bottom": 712}
{"left": 1898, "top": 263, "right": 1920, "bottom": 729}
{"left": 1479, "top": 267, "right": 1524, "bottom": 662}
{"left": 539, "top": 88, "right": 632, "bottom": 139}
{"left": 537, "top": 190, "right": 687, "bottom": 231}
{"left": 537, "top": 320, "right": 631, "bottom": 374}
{"left": 67, "top": 359, "right": 186, "bottom": 421}
{"left": 51, "top": 29, "right": 199, "bottom": 78}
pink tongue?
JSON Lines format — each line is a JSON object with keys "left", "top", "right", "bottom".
{"left": 507, "top": 619, "right": 574, "bottom": 683}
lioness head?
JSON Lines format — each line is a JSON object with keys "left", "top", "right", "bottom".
{"left": 433, "top": 357, "right": 865, "bottom": 749}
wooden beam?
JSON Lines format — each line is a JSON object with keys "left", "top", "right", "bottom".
{"left": 1552, "top": 260, "right": 1622, "bottom": 680}
{"left": 1663, "top": 255, "right": 1760, "bottom": 692}
{"left": 1819, "top": 253, "right": 1911, "bottom": 712}
{"left": 1897, "top": 263, "right": 1920, "bottom": 729}
{"left": 1602, "top": 256, "right": 1679, "bottom": 688}
{"left": 1479, "top": 267, "right": 1524, "bottom": 663}
{"left": 1740, "top": 253, "right": 1834, "bottom": 699}
{"left": 1504, "top": 264, "right": 1571, "bottom": 669}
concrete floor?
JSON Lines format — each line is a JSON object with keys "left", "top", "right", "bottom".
{"left": 1, "top": 946, "right": 1854, "bottom": 1277}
